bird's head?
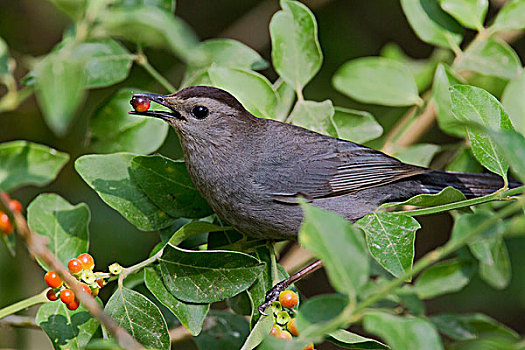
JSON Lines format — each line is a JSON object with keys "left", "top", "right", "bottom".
{"left": 129, "top": 86, "right": 252, "bottom": 141}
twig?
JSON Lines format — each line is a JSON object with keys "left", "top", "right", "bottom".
{"left": 0, "top": 315, "right": 39, "bottom": 329}
{"left": 169, "top": 325, "right": 192, "bottom": 343}
{"left": 0, "top": 192, "right": 144, "bottom": 350}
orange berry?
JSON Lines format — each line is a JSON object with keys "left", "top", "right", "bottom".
{"left": 303, "top": 344, "right": 314, "bottom": 350}
{"left": 46, "top": 289, "right": 59, "bottom": 301}
{"left": 269, "top": 325, "right": 280, "bottom": 337}
{"left": 287, "top": 318, "right": 299, "bottom": 336}
{"left": 279, "top": 290, "right": 298, "bottom": 309}
{"left": 68, "top": 258, "right": 83, "bottom": 274}
{"left": 276, "top": 330, "right": 292, "bottom": 340}
{"left": 77, "top": 253, "right": 94, "bottom": 270}
{"left": 60, "top": 289, "right": 75, "bottom": 304}
{"left": 9, "top": 199, "right": 22, "bottom": 213}
{"left": 44, "top": 271, "right": 62, "bottom": 289}
{"left": 0, "top": 211, "right": 13, "bottom": 235}
{"left": 79, "top": 283, "right": 91, "bottom": 295}
{"left": 67, "top": 299, "right": 79, "bottom": 311}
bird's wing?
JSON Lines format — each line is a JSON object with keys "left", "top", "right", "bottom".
{"left": 250, "top": 128, "right": 427, "bottom": 203}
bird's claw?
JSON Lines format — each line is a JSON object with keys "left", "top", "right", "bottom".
{"left": 258, "top": 280, "right": 288, "bottom": 315}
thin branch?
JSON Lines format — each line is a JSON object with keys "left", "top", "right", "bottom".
{"left": 0, "top": 315, "right": 39, "bottom": 329}
{"left": 169, "top": 325, "right": 192, "bottom": 343}
{"left": 0, "top": 192, "right": 144, "bottom": 350}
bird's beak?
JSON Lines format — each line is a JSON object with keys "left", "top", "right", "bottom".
{"left": 128, "top": 92, "right": 186, "bottom": 121}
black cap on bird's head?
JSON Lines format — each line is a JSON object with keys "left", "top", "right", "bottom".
{"left": 129, "top": 86, "right": 248, "bottom": 128}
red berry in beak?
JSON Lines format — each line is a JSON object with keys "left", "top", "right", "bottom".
{"left": 131, "top": 96, "right": 150, "bottom": 113}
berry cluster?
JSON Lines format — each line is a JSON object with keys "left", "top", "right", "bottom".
{"left": 0, "top": 193, "right": 22, "bottom": 235}
{"left": 44, "top": 253, "right": 107, "bottom": 310}
{"left": 269, "top": 290, "right": 314, "bottom": 350}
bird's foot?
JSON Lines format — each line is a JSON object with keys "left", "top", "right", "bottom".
{"left": 258, "top": 280, "right": 289, "bottom": 315}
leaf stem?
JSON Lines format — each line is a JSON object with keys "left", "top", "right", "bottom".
{"left": 397, "top": 186, "right": 523, "bottom": 217}
{"left": 119, "top": 249, "right": 163, "bottom": 282}
{"left": 0, "top": 289, "right": 48, "bottom": 319}
{"left": 135, "top": 53, "right": 176, "bottom": 93}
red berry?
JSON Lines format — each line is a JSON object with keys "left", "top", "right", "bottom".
{"left": 67, "top": 299, "right": 80, "bottom": 311}
{"left": 9, "top": 199, "right": 22, "bottom": 213}
{"left": 77, "top": 253, "right": 94, "bottom": 270}
{"left": 287, "top": 318, "right": 299, "bottom": 336}
{"left": 130, "top": 96, "right": 150, "bottom": 113}
{"left": 279, "top": 290, "right": 298, "bottom": 309}
{"left": 44, "top": 271, "right": 62, "bottom": 289}
{"left": 68, "top": 258, "right": 83, "bottom": 274}
{"left": 46, "top": 289, "right": 59, "bottom": 301}
{"left": 0, "top": 212, "right": 13, "bottom": 235}
{"left": 276, "top": 330, "right": 292, "bottom": 340}
{"left": 60, "top": 289, "right": 75, "bottom": 304}
{"left": 79, "top": 283, "right": 91, "bottom": 295}
{"left": 0, "top": 193, "right": 10, "bottom": 203}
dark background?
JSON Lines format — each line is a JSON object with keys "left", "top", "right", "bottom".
{"left": 0, "top": 0, "right": 524, "bottom": 348}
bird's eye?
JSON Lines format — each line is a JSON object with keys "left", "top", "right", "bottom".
{"left": 191, "top": 105, "right": 209, "bottom": 119}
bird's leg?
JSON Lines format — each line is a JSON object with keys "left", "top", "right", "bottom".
{"left": 258, "top": 259, "right": 324, "bottom": 314}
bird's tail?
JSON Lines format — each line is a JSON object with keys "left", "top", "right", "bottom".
{"left": 417, "top": 170, "right": 522, "bottom": 198}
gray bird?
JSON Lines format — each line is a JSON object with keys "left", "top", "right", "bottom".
{"left": 130, "top": 86, "right": 514, "bottom": 241}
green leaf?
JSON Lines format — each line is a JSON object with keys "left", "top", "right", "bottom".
{"left": 35, "top": 53, "right": 86, "bottom": 136}
{"left": 364, "top": 312, "right": 444, "bottom": 350}
{"left": 450, "top": 85, "right": 513, "bottom": 179}
{"left": 27, "top": 194, "right": 90, "bottom": 270}
{"left": 36, "top": 300, "right": 100, "bottom": 350}
{"left": 456, "top": 38, "right": 522, "bottom": 80}
{"left": 105, "top": 287, "right": 170, "bottom": 350}
{"left": 144, "top": 267, "right": 209, "bottom": 336}
{"left": 401, "top": 0, "right": 463, "bottom": 49}
{"left": 168, "top": 221, "right": 229, "bottom": 246}
{"left": 381, "top": 43, "right": 451, "bottom": 93}
{"left": 270, "top": 0, "right": 323, "bottom": 92}
{"left": 298, "top": 201, "right": 369, "bottom": 297}
{"left": 274, "top": 79, "right": 296, "bottom": 121}
{"left": 75, "top": 153, "right": 176, "bottom": 230}
{"left": 296, "top": 294, "right": 349, "bottom": 338}
{"left": 181, "top": 39, "right": 268, "bottom": 87}
{"left": 439, "top": 0, "right": 488, "bottom": 30}
{"left": 240, "top": 315, "right": 274, "bottom": 350}
{"left": 131, "top": 155, "right": 212, "bottom": 219}
{"left": 114, "top": 0, "right": 175, "bottom": 12}
{"left": 433, "top": 63, "right": 466, "bottom": 137}
{"left": 69, "top": 39, "right": 133, "bottom": 89}
{"left": 194, "top": 310, "right": 250, "bottom": 350}
{"left": 288, "top": 100, "right": 335, "bottom": 136}
{"left": 88, "top": 88, "right": 168, "bottom": 154}
{"left": 486, "top": 130, "right": 525, "bottom": 183}
{"left": 477, "top": 237, "right": 511, "bottom": 289}
{"left": 0, "top": 141, "right": 69, "bottom": 192}
{"left": 208, "top": 66, "right": 278, "bottom": 118}
{"left": 446, "top": 147, "right": 483, "bottom": 173}
{"left": 414, "top": 258, "right": 475, "bottom": 299}
{"left": 328, "top": 329, "right": 388, "bottom": 349}
{"left": 197, "top": 39, "right": 267, "bottom": 70}
{"left": 356, "top": 213, "right": 420, "bottom": 278}
{"left": 47, "top": 0, "right": 87, "bottom": 20}
{"left": 246, "top": 246, "right": 273, "bottom": 327}
{"left": 332, "top": 107, "right": 383, "bottom": 144}
{"left": 333, "top": 57, "right": 421, "bottom": 106}
{"left": 0, "top": 36, "right": 10, "bottom": 75}
{"left": 394, "top": 143, "right": 441, "bottom": 167}
{"left": 502, "top": 72, "right": 525, "bottom": 136}
{"left": 159, "top": 244, "right": 265, "bottom": 303}
{"left": 96, "top": 6, "right": 204, "bottom": 64}
{"left": 491, "top": 0, "right": 525, "bottom": 32}
{"left": 382, "top": 186, "right": 466, "bottom": 208}
{"left": 430, "top": 313, "right": 519, "bottom": 340}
